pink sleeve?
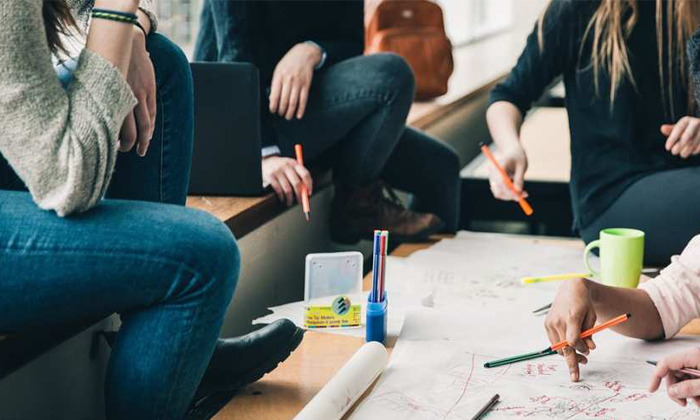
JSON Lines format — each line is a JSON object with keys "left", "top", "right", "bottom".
{"left": 639, "top": 235, "right": 700, "bottom": 339}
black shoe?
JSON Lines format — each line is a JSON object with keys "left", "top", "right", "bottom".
{"left": 193, "top": 319, "right": 304, "bottom": 402}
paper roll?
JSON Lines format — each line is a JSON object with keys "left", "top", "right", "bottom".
{"left": 294, "top": 342, "right": 388, "bottom": 420}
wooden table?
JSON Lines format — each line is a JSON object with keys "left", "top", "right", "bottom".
{"left": 212, "top": 236, "right": 700, "bottom": 420}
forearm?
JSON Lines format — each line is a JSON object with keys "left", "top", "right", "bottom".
{"left": 486, "top": 101, "right": 524, "bottom": 151}
{"left": 586, "top": 279, "right": 664, "bottom": 340}
{"left": 85, "top": 0, "right": 140, "bottom": 76}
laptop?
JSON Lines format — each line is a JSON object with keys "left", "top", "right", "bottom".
{"left": 188, "top": 62, "right": 265, "bottom": 196}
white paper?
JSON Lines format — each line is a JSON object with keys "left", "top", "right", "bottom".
{"left": 254, "top": 233, "right": 587, "bottom": 337}
{"left": 349, "top": 309, "right": 700, "bottom": 420}
{"left": 294, "top": 342, "right": 388, "bottom": 420}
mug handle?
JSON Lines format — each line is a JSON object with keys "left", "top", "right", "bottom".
{"left": 583, "top": 240, "right": 601, "bottom": 279}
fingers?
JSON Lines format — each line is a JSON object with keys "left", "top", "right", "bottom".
{"left": 676, "top": 118, "right": 700, "bottom": 158}
{"left": 293, "top": 163, "right": 313, "bottom": 196}
{"left": 276, "top": 173, "right": 294, "bottom": 207}
{"left": 277, "top": 79, "right": 292, "bottom": 118}
{"left": 666, "top": 375, "right": 689, "bottom": 406}
{"left": 285, "top": 85, "right": 299, "bottom": 121}
{"left": 513, "top": 159, "right": 526, "bottom": 194}
{"left": 119, "top": 112, "right": 138, "bottom": 153}
{"left": 134, "top": 100, "right": 152, "bottom": 157}
{"left": 283, "top": 165, "right": 304, "bottom": 204}
{"left": 269, "top": 76, "right": 282, "bottom": 114}
{"left": 269, "top": 177, "right": 284, "bottom": 203}
{"left": 661, "top": 124, "right": 674, "bottom": 137}
{"left": 297, "top": 86, "right": 309, "bottom": 120}
{"left": 665, "top": 117, "right": 689, "bottom": 153}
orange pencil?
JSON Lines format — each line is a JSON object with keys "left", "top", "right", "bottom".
{"left": 480, "top": 143, "right": 533, "bottom": 216}
{"left": 294, "top": 144, "right": 311, "bottom": 222}
{"left": 550, "top": 313, "right": 631, "bottom": 352}
{"left": 484, "top": 313, "right": 631, "bottom": 368}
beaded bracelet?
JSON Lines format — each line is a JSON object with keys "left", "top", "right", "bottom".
{"left": 91, "top": 8, "right": 138, "bottom": 26}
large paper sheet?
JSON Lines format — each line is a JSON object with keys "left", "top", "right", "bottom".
{"left": 349, "top": 309, "right": 700, "bottom": 420}
{"left": 254, "top": 233, "right": 588, "bottom": 337}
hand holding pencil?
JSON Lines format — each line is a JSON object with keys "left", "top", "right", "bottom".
{"left": 649, "top": 350, "right": 700, "bottom": 407}
{"left": 480, "top": 143, "right": 533, "bottom": 216}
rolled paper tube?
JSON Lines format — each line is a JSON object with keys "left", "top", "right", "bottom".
{"left": 294, "top": 342, "right": 389, "bottom": 420}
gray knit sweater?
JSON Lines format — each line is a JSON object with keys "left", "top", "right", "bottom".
{"left": 0, "top": 1, "right": 155, "bottom": 216}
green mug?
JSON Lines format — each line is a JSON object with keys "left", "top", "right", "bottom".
{"left": 583, "top": 228, "right": 645, "bottom": 288}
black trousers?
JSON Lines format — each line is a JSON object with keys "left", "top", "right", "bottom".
{"left": 581, "top": 166, "right": 700, "bottom": 266}
{"left": 272, "top": 54, "right": 462, "bottom": 232}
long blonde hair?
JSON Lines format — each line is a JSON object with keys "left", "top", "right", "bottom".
{"left": 538, "top": 0, "right": 700, "bottom": 117}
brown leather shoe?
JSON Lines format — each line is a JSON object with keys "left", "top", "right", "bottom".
{"left": 330, "top": 181, "right": 445, "bottom": 244}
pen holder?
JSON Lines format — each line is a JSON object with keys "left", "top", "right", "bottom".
{"left": 366, "top": 292, "right": 388, "bottom": 344}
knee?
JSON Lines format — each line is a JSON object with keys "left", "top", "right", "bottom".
{"left": 147, "top": 33, "right": 194, "bottom": 97}
{"left": 366, "top": 53, "right": 416, "bottom": 98}
{"left": 172, "top": 209, "right": 240, "bottom": 304}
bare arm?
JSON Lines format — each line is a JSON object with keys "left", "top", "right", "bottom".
{"left": 85, "top": 0, "right": 140, "bottom": 76}
{"left": 484, "top": 101, "right": 529, "bottom": 200}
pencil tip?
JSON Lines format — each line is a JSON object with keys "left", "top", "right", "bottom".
{"left": 647, "top": 360, "right": 657, "bottom": 366}
{"left": 626, "top": 313, "right": 632, "bottom": 318}
{"left": 483, "top": 363, "right": 491, "bottom": 368}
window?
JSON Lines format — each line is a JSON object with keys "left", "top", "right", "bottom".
{"left": 156, "top": 0, "right": 515, "bottom": 58}
{"left": 436, "top": 0, "right": 514, "bottom": 47}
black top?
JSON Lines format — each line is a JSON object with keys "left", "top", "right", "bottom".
{"left": 194, "top": 0, "right": 364, "bottom": 148}
{"left": 490, "top": 0, "right": 700, "bottom": 230}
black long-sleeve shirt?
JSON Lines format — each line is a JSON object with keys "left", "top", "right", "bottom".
{"left": 490, "top": 0, "right": 700, "bottom": 230}
{"left": 194, "top": 0, "right": 365, "bottom": 148}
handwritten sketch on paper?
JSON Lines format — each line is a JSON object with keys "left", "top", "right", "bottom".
{"left": 349, "top": 309, "right": 700, "bottom": 420}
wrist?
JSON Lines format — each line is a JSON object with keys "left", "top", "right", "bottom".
{"left": 302, "top": 42, "right": 323, "bottom": 68}
{"left": 94, "top": 0, "right": 139, "bottom": 14}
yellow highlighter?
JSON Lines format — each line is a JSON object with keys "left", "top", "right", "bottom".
{"left": 521, "top": 272, "right": 592, "bottom": 284}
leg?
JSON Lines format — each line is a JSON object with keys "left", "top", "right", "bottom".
{"left": 0, "top": 191, "right": 239, "bottom": 420}
{"left": 108, "top": 33, "right": 195, "bottom": 205}
{"left": 274, "top": 54, "right": 444, "bottom": 242}
{"left": 580, "top": 167, "right": 700, "bottom": 266}
{"left": 381, "top": 127, "right": 462, "bottom": 232}
{"left": 274, "top": 53, "right": 415, "bottom": 187}
{"left": 54, "top": 34, "right": 195, "bottom": 205}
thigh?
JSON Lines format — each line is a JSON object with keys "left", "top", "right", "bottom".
{"left": 107, "top": 33, "right": 195, "bottom": 206}
{"left": 273, "top": 54, "right": 414, "bottom": 161}
{"left": 0, "top": 191, "right": 238, "bottom": 332}
{"left": 582, "top": 167, "right": 700, "bottom": 265}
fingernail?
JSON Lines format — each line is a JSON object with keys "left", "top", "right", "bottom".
{"left": 570, "top": 373, "right": 578, "bottom": 382}
{"left": 669, "top": 387, "right": 678, "bottom": 397}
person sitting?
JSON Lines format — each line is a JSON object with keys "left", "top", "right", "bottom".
{"left": 0, "top": 1, "right": 301, "bottom": 419}
{"left": 486, "top": 0, "right": 700, "bottom": 266}
{"left": 193, "top": 0, "right": 462, "bottom": 243}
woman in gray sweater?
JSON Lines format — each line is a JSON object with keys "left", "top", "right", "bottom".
{"left": 0, "top": 1, "right": 301, "bottom": 418}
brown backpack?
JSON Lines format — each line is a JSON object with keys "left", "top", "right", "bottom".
{"left": 365, "top": 0, "right": 454, "bottom": 100}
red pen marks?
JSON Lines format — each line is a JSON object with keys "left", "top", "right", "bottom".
{"left": 604, "top": 381, "right": 623, "bottom": 393}
{"left": 441, "top": 353, "right": 475, "bottom": 420}
{"left": 525, "top": 363, "right": 558, "bottom": 377}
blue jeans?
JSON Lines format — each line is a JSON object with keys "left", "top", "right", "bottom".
{"left": 0, "top": 34, "right": 239, "bottom": 420}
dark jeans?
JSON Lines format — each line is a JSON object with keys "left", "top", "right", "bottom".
{"left": 273, "top": 54, "right": 462, "bottom": 232}
{"left": 0, "top": 34, "right": 238, "bottom": 420}
{"left": 581, "top": 166, "right": 700, "bottom": 266}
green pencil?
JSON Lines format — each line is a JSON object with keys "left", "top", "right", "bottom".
{"left": 484, "top": 349, "right": 557, "bottom": 368}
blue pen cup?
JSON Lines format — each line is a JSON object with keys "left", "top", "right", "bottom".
{"left": 366, "top": 292, "right": 388, "bottom": 344}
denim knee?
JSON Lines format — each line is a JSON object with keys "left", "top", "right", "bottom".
{"left": 365, "top": 53, "right": 416, "bottom": 100}
{"left": 147, "top": 33, "right": 194, "bottom": 100}
{"left": 187, "top": 210, "right": 240, "bottom": 303}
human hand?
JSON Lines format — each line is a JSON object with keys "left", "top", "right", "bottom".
{"left": 119, "top": 29, "right": 156, "bottom": 156}
{"left": 262, "top": 156, "right": 314, "bottom": 207}
{"left": 661, "top": 116, "right": 700, "bottom": 159}
{"left": 487, "top": 144, "right": 529, "bottom": 201}
{"left": 269, "top": 42, "right": 322, "bottom": 121}
{"left": 650, "top": 348, "right": 700, "bottom": 407}
{"left": 544, "top": 278, "right": 598, "bottom": 382}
